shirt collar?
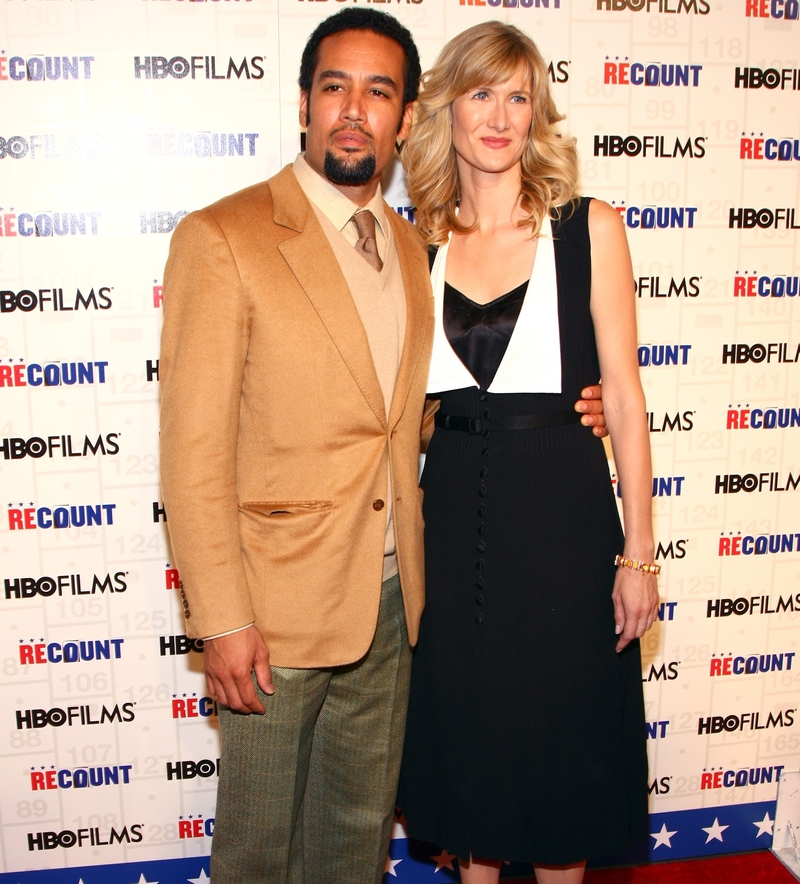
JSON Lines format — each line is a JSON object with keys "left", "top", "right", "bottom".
{"left": 293, "top": 153, "right": 388, "bottom": 238}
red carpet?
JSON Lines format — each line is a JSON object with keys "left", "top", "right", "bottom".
{"left": 512, "top": 851, "right": 795, "bottom": 883}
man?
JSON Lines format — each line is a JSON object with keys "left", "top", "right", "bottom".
{"left": 160, "top": 10, "right": 606, "bottom": 883}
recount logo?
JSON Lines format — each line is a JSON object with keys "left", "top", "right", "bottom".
{"left": 638, "top": 345, "right": 690, "bottom": 367}
{"left": 636, "top": 276, "right": 699, "bottom": 298}
{"left": 1, "top": 286, "right": 112, "bottom": 313}
{"left": 648, "top": 411, "right": 694, "bottom": 432}
{"left": 615, "top": 476, "right": 684, "bottom": 497}
{"left": 0, "top": 134, "right": 104, "bottom": 160}
{"left": 729, "top": 207, "right": 800, "bottom": 229}
{"left": 603, "top": 58, "right": 702, "bottom": 87}
{"left": 30, "top": 764, "right": 132, "bottom": 791}
{"left": 172, "top": 693, "right": 218, "bottom": 718}
{"left": 715, "top": 472, "right": 800, "bottom": 494}
{"left": 0, "top": 54, "right": 94, "bottom": 81}
{"left": 148, "top": 131, "right": 259, "bottom": 158}
{"left": 7, "top": 503, "right": 116, "bottom": 530}
{"left": 596, "top": 0, "right": 709, "bottom": 12}
{"left": 594, "top": 135, "right": 705, "bottom": 158}
{"left": 166, "top": 758, "right": 219, "bottom": 781}
{"left": 642, "top": 661, "right": 680, "bottom": 682}
{"left": 0, "top": 359, "right": 108, "bottom": 387}
{"left": 697, "top": 709, "right": 795, "bottom": 733}
{"left": 740, "top": 134, "right": 800, "bottom": 161}
{"left": 611, "top": 202, "right": 697, "bottom": 229}
{"left": 140, "top": 211, "right": 187, "bottom": 234}
{"left": 165, "top": 563, "right": 181, "bottom": 589}
{"left": 133, "top": 55, "right": 265, "bottom": 80}
{"left": 1, "top": 434, "right": 119, "bottom": 460}
{"left": 0, "top": 209, "right": 100, "bottom": 237}
{"left": 5, "top": 572, "right": 127, "bottom": 599}
{"left": 19, "top": 638, "right": 124, "bottom": 664}
{"left": 735, "top": 67, "right": 800, "bottom": 89}
{"left": 16, "top": 703, "right": 135, "bottom": 729}
{"left": 457, "top": 0, "right": 558, "bottom": 7}
{"left": 745, "top": 0, "right": 798, "bottom": 19}
{"left": 719, "top": 531, "right": 800, "bottom": 555}
{"left": 160, "top": 634, "right": 204, "bottom": 655}
{"left": 726, "top": 407, "right": 800, "bottom": 429}
{"left": 733, "top": 272, "right": 798, "bottom": 298}
{"left": 178, "top": 815, "right": 214, "bottom": 839}
{"left": 709, "top": 652, "right": 795, "bottom": 675}
{"left": 700, "top": 766, "right": 784, "bottom": 790}
{"left": 28, "top": 825, "right": 143, "bottom": 852}
{"left": 646, "top": 720, "right": 669, "bottom": 739}
{"left": 707, "top": 595, "right": 800, "bottom": 617}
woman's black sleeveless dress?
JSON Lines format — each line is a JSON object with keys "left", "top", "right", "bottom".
{"left": 398, "top": 199, "right": 649, "bottom": 865}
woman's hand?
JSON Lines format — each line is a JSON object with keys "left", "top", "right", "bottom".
{"left": 611, "top": 566, "right": 659, "bottom": 653}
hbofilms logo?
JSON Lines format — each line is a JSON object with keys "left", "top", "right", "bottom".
{"left": 729, "top": 207, "right": 800, "bottom": 229}
{"left": 636, "top": 276, "right": 700, "bottom": 298}
{"left": 1, "top": 286, "right": 113, "bottom": 313}
{"left": 133, "top": 55, "right": 265, "bottom": 80}
{"left": 1, "top": 433, "right": 120, "bottom": 460}
{"left": 4, "top": 572, "right": 128, "bottom": 599}
{"left": 594, "top": 135, "right": 705, "bottom": 158}
{"left": 0, "top": 134, "right": 105, "bottom": 160}
{"left": 597, "top": 0, "right": 709, "bottom": 12}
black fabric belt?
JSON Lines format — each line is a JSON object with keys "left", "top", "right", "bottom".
{"left": 434, "top": 410, "right": 582, "bottom": 435}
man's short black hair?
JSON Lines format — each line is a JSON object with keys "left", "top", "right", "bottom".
{"left": 299, "top": 9, "right": 421, "bottom": 108}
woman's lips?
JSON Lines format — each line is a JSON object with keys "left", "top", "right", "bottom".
{"left": 480, "top": 137, "right": 512, "bottom": 149}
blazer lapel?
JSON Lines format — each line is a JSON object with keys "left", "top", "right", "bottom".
{"left": 271, "top": 168, "right": 387, "bottom": 429}
{"left": 386, "top": 209, "right": 433, "bottom": 430}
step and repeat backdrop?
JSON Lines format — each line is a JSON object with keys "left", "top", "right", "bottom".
{"left": 1, "top": 0, "right": 798, "bottom": 882}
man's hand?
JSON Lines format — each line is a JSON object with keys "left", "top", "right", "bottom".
{"left": 203, "top": 625, "right": 274, "bottom": 714}
{"left": 612, "top": 569, "right": 659, "bottom": 653}
{"left": 575, "top": 383, "right": 608, "bottom": 438}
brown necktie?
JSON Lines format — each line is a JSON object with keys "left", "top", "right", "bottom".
{"left": 352, "top": 210, "right": 383, "bottom": 273}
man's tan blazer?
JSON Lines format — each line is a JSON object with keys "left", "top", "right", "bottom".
{"left": 159, "top": 165, "right": 434, "bottom": 669}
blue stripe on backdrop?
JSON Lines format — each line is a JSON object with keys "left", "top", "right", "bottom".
{"left": 0, "top": 801, "right": 777, "bottom": 884}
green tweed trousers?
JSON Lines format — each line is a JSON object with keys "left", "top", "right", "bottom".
{"left": 210, "top": 574, "right": 411, "bottom": 884}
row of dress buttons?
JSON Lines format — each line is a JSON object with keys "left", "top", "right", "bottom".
{"left": 476, "top": 398, "right": 490, "bottom": 625}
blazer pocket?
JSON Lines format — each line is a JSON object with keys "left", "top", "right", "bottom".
{"left": 240, "top": 500, "right": 334, "bottom": 516}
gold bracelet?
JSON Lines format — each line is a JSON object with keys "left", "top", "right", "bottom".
{"left": 615, "top": 554, "right": 661, "bottom": 576}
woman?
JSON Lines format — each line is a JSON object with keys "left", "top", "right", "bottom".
{"left": 398, "top": 22, "right": 659, "bottom": 884}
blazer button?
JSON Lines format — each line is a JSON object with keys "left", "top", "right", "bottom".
{"left": 373, "top": 499, "right": 385, "bottom": 511}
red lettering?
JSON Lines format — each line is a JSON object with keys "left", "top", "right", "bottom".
{"left": 0, "top": 57, "right": 7, "bottom": 79}
{"left": 178, "top": 820, "right": 192, "bottom": 838}
{"left": 34, "top": 644, "right": 46, "bottom": 664}
{"left": 165, "top": 568, "right": 180, "bottom": 589}
{"left": 30, "top": 772, "right": 45, "bottom": 790}
{"left": 740, "top": 410, "right": 750, "bottom": 429}
{"left": 747, "top": 276, "right": 757, "bottom": 296}
{"left": 733, "top": 278, "right": 745, "bottom": 297}
{"left": 192, "top": 819, "right": 203, "bottom": 838}
{"left": 604, "top": 62, "right": 617, "bottom": 84}
{"left": 187, "top": 698, "right": 199, "bottom": 717}
{"left": 745, "top": 0, "right": 759, "bottom": 12}
{"left": 153, "top": 285, "right": 163, "bottom": 308}
{"left": 8, "top": 509, "right": 23, "bottom": 530}
{"left": 619, "top": 63, "right": 630, "bottom": 85}
{"left": 740, "top": 138, "right": 753, "bottom": 159}
{"left": 753, "top": 139, "right": 764, "bottom": 159}
{"left": 45, "top": 770, "right": 57, "bottom": 789}
{"left": 718, "top": 537, "right": 731, "bottom": 556}
{"left": 4, "top": 214, "right": 16, "bottom": 237}
{"left": 713, "top": 770, "right": 723, "bottom": 787}
{"left": 722, "top": 657, "right": 733, "bottom": 674}
{"left": 701, "top": 772, "right": 712, "bottom": 788}
{"left": 24, "top": 508, "right": 35, "bottom": 529}
{"left": 759, "top": 0, "right": 769, "bottom": 14}
{"left": 19, "top": 644, "right": 34, "bottom": 664}
{"left": 13, "top": 364, "right": 26, "bottom": 386}
{"left": 0, "top": 365, "right": 12, "bottom": 386}
{"left": 172, "top": 699, "right": 187, "bottom": 718}
{"left": 731, "top": 537, "right": 742, "bottom": 555}
{"left": 726, "top": 410, "right": 739, "bottom": 429}
{"left": 710, "top": 658, "right": 722, "bottom": 675}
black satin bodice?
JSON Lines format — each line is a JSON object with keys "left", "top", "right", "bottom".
{"left": 443, "top": 280, "right": 527, "bottom": 391}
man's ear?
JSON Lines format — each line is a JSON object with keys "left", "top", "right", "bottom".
{"left": 397, "top": 102, "right": 414, "bottom": 142}
{"left": 299, "top": 91, "right": 309, "bottom": 129}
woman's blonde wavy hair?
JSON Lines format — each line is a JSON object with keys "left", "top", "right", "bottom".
{"left": 402, "top": 21, "right": 579, "bottom": 246}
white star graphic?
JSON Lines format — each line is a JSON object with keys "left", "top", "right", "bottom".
{"left": 187, "top": 871, "right": 210, "bottom": 884}
{"left": 431, "top": 849, "right": 456, "bottom": 872}
{"left": 702, "top": 817, "right": 729, "bottom": 843}
{"left": 650, "top": 822, "right": 677, "bottom": 849}
{"left": 753, "top": 811, "right": 774, "bottom": 838}
{"left": 384, "top": 856, "right": 402, "bottom": 877}
{"left": 130, "top": 875, "right": 158, "bottom": 884}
